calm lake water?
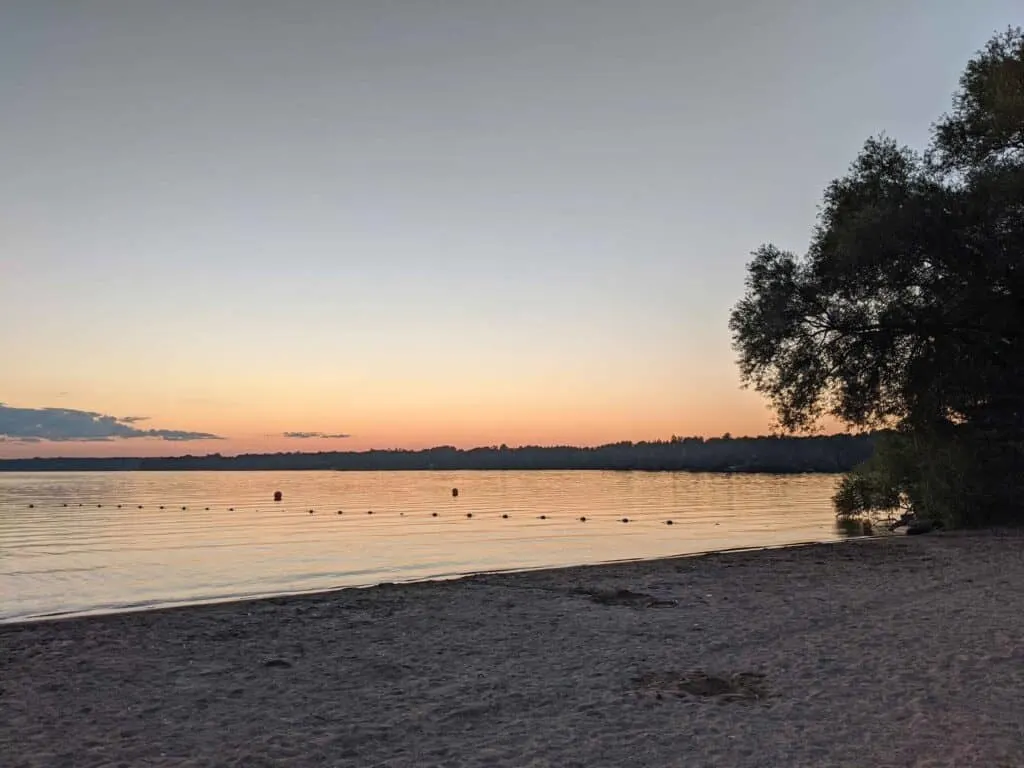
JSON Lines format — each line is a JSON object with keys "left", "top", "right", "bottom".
{"left": 0, "top": 470, "right": 847, "bottom": 623}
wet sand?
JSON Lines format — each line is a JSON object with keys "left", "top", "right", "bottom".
{"left": 3, "top": 531, "right": 1023, "bottom": 767}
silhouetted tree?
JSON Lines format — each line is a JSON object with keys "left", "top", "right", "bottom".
{"left": 730, "top": 28, "right": 1024, "bottom": 527}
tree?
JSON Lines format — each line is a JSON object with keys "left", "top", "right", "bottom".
{"left": 730, "top": 28, "right": 1024, "bottom": 528}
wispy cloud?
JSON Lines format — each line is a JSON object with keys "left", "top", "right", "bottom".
{"left": 0, "top": 404, "right": 223, "bottom": 443}
{"left": 282, "top": 431, "right": 352, "bottom": 439}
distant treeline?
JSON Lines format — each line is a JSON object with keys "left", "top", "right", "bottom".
{"left": 0, "top": 434, "right": 874, "bottom": 473}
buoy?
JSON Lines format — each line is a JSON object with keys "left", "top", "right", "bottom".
{"left": 28, "top": 504, "right": 34, "bottom": 508}
{"left": 117, "top": 504, "right": 122, "bottom": 508}
{"left": 466, "top": 512, "right": 473, "bottom": 518}
{"left": 181, "top": 506, "right": 186, "bottom": 511}
{"left": 159, "top": 506, "right": 165, "bottom": 509}
{"left": 666, "top": 520, "right": 674, "bottom": 525}
{"left": 308, "top": 509, "right": 314, "bottom": 514}
{"left": 432, "top": 512, "right": 438, "bottom": 517}
{"left": 579, "top": 516, "right": 587, "bottom": 522}
{"left": 501, "top": 513, "right": 508, "bottom": 519}
{"left": 138, "top": 505, "right": 143, "bottom": 509}
{"left": 274, "top": 491, "right": 282, "bottom": 502}
{"left": 229, "top": 507, "right": 234, "bottom": 511}
{"left": 367, "top": 510, "right": 373, "bottom": 515}
{"left": 452, "top": 488, "right": 459, "bottom": 498}
{"left": 337, "top": 510, "right": 343, "bottom": 515}
{"left": 97, "top": 504, "right": 102, "bottom": 508}
{"left": 621, "top": 517, "right": 630, "bottom": 523}
{"left": 539, "top": 515, "right": 547, "bottom": 520}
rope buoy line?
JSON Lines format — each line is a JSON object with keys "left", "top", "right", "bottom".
{"left": 21, "top": 499, "right": 684, "bottom": 527}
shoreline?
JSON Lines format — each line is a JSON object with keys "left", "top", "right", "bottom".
{"left": 1, "top": 468, "right": 847, "bottom": 475}
{"left": 4, "top": 534, "right": 858, "bottom": 628}
{"left": 4, "top": 531, "right": 1022, "bottom": 767}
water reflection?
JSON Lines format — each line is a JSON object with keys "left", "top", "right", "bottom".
{"left": 835, "top": 517, "right": 866, "bottom": 537}
{"left": 1, "top": 470, "right": 844, "bottom": 622}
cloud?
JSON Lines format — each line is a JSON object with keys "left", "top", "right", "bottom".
{"left": 0, "top": 405, "right": 223, "bottom": 443}
{"left": 282, "top": 431, "right": 352, "bottom": 439}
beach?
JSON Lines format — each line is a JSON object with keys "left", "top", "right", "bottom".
{"left": 2, "top": 531, "right": 1022, "bottom": 767}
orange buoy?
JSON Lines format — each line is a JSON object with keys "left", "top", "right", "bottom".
{"left": 452, "top": 488, "right": 459, "bottom": 498}
{"left": 274, "top": 491, "right": 283, "bottom": 502}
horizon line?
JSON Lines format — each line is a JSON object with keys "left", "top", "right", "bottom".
{"left": 0, "top": 431, "right": 875, "bottom": 462}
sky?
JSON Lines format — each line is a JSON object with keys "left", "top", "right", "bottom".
{"left": 1, "top": 1, "right": 1019, "bottom": 457}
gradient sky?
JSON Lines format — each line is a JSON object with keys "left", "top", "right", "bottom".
{"left": 1, "top": 1, "right": 1019, "bottom": 457}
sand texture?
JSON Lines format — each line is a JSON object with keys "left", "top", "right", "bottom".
{"left": 3, "top": 531, "right": 1023, "bottom": 767}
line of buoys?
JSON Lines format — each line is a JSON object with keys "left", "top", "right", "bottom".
{"left": 18, "top": 500, "right": 686, "bottom": 529}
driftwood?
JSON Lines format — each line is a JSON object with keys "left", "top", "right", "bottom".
{"left": 889, "top": 511, "right": 941, "bottom": 535}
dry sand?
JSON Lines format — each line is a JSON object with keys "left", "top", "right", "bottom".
{"left": 2, "top": 531, "right": 1023, "bottom": 767}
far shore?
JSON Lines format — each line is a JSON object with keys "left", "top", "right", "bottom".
{"left": 0, "top": 433, "right": 875, "bottom": 474}
{"left": 3, "top": 530, "right": 1022, "bottom": 767}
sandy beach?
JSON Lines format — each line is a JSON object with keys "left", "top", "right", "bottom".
{"left": 3, "top": 531, "right": 1023, "bottom": 767}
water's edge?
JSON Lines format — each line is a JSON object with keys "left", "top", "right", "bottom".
{"left": 2, "top": 535, "right": 870, "bottom": 627}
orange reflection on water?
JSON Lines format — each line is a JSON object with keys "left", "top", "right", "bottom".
{"left": 0, "top": 470, "right": 845, "bottom": 622}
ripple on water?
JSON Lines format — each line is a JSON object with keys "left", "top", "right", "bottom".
{"left": 0, "top": 470, "right": 844, "bottom": 622}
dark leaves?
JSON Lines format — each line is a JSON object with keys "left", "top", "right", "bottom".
{"left": 730, "top": 29, "right": 1024, "bottom": 526}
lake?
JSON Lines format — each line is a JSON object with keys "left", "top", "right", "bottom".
{"left": 0, "top": 470, "right": 847, "bottom": 622}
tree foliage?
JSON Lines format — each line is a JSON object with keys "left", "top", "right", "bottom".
{"left": 730, "top": 28, "right": 1024, "bottom": 527}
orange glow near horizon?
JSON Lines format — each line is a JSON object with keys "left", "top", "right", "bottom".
{"left": 0, "top": 351, "right": 795, "bottom": 458}
{"left": 0, "top": 388, "right": 787, "bottom": 458}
